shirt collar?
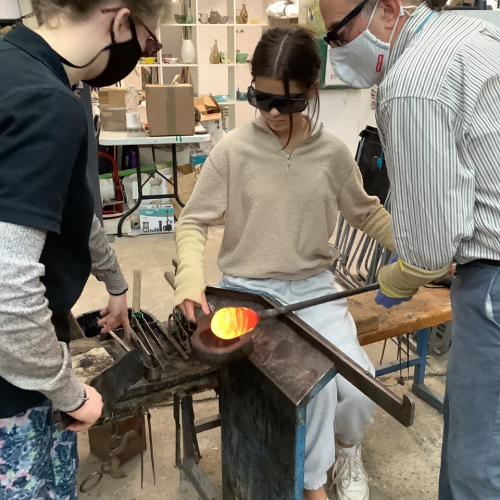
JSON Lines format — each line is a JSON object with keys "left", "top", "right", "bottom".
{"left": 4, "top": 23, "right": 70, "bottom": 88}
{"left": 387, "top": 3, "right": 436, "bottom": 72}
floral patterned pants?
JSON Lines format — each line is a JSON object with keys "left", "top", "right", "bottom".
{"left": 0, "top": 400, "right": 78, "bottom": 500}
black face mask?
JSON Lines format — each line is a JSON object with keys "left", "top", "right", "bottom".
{"left": 59, "top": 19, "right": 142, "bottom": 88}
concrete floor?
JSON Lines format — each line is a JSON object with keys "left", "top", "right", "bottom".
{"left": 74, "top": 229, "right": 447, "bottom": 500}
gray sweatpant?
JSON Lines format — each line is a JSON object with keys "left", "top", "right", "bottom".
{"left": 219, "top": 271, "right": 376, "bottom": 490}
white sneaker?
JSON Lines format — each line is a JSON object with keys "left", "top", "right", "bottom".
{"left": 331, "top": 444, "right": 369, "bottom": 500}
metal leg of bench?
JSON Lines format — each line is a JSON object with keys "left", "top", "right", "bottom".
{"left": 375, "top": 328, "right": 444, "bottom": 413}
{"left": 174, "top": 390, "right": 222, "bottom": 500}
{"left": 412, "top": 328, "right": 444, "bottom": 413}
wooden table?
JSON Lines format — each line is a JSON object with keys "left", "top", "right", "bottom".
{"left": 349, "top": 287, "right": 452, "bottom": 412}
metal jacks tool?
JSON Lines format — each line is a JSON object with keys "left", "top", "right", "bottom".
{"left": 127, "top": 326, "right": 162, "bottom": 382}
{"left": 139, "top": 405, "right": 156, "bottom": 488}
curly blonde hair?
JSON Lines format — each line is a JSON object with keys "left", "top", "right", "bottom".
{"left": 33, "top": 0, "right": 168, "bottom": 24}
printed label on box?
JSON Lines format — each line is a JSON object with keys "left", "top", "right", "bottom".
{"left": 139, "top": 205, "right": 175, "bottom": 234}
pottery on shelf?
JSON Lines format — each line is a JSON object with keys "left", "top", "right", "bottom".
{"left": 181, "top": 38, "right": 196, "bottom": 63}
{"left": 175, "top": 14, "right": 187, "bottom": 24}
{"left": 219, "top": 16, "right": 229, "bottom": 24}
{"left": 236, "top": 88, "right": 248, "bottom": 101}
{"left": 199, "top": 13, "right": 209, "bottom": 23}
{"left": 209, "top": 10, "right": 221, "bottom": 24}
{"left": 209, "top": 39, "right": 220, "bottom": 64}
{"left": 237, "top": 2, "right": 248, "bottom": 24}
{"left": 236, "top": 50, "right": 249, "bottom": 64}
{"left": 186, "top": 8, "right": 194, "bottom": 24}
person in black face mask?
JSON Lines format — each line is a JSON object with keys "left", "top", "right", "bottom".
{"left": 35, "top": 2, "right": 163, "bottom": 88}
{"left": 0, "top": 2, "right": 163, "bottom": 499}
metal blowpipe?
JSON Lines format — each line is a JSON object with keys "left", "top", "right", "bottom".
{"left": 211, "top": 283, "right": 380, "bottom": 340}
{"left": 259, "top": 283, "right": 380, "bottom": 319}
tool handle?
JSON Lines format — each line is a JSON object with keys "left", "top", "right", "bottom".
{"left": 164, "top": 271, "right": 176, "bottom": 289}
{"left": 259, "top": 283, "right": 380, "bottom": 320}
{"left": 109, "top": 330, "right": 131, "bottom": 352}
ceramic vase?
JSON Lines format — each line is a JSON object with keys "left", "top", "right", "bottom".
{"left": 209, "top": 39, "right": 220, "bottom": 64}
{"left": 181, "top": 38, "right": 196, "bottom": 63}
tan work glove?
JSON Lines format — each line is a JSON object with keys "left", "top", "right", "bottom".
{"left": 378, "top": 257, "right": 451, "bottom": 299}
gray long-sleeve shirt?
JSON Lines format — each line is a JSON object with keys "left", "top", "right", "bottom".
{"left": 0, "top": 216, "right": 127, "bottom": 412}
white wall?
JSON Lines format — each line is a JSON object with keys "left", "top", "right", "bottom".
{"left": 318, "top": 88, "right": 376, "bottom": 155}
{"left": 0, "top": 0, "right": 21, "bottom": 19}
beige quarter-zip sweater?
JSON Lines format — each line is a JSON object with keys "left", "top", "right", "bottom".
{"left": 174, "top": 116, "right": 394, "bottom": 306}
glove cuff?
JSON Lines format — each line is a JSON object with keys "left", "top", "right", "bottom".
{"left": 378, "top": 258, "right": 450, "bottom": 298}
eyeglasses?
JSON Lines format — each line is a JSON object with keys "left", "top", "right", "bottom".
{"left": 323, "top": 0, "right": 370, "bottom": 47}
{"left": 101, "top": 8, "right": 163, "bottom": 56}
{"left": 247, "top": 86, "right": 309, "bottom": 114}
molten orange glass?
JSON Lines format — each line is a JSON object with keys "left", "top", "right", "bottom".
{"left": 210, "top": 307, "right": 260, "bottom": 340}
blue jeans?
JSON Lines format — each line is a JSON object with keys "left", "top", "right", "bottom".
{"left": 0, "top": 400, "right": 78, "bottom": 500}
{"left": 439, "top": 261, "right": 500, "bottom": 499}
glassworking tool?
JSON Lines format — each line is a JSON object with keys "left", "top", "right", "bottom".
{"left": 132, "top": 315, "right": 164, "bottom": 371}
{"left": 142, "top": 316, "right": 173, "bottom": 366}
{"left": 211, "top": 283, "right": 380, "bottom": 339}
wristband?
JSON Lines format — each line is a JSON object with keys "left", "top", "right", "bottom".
{"left": 68, "top": 388, "right": 89, "bottom": 412}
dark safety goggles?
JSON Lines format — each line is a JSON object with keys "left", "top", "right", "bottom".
{"left": 102, "top": 7, "right": 163, "bottom": 56}
{"left": 323, "top": 0, "right": 370, "bottom": 47}
{"left": 247, "top": 86, "right": 309, "bottom": 114}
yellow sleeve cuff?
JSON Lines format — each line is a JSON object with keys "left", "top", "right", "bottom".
{"left": 360, "top": 206, "right": 395, "bottom": 253}
{"left": 378, "top": 258, "right": 451, "bottom": 299}
{"left": 174, "top": 224, "right": 208, "bottom": 306}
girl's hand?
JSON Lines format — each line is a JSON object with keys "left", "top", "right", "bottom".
{"left": 66, "top": 385, "right": 103, "bottom": 432}
{"left": 98, "top": 293, "right": 130, "bottom": 334}
{"left": 179, "top": 293, "right": 210, "bottom": 323}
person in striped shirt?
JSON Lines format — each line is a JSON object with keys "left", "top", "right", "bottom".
{"left": 320, "top": 0, "right": 500, "bottom": 497}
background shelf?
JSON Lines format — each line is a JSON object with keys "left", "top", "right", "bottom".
{"left": 123, "top": 0, "right": 288, "bottom": 130}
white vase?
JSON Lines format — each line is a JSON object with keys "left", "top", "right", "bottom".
{"left": 181, "top": 39, "right": 196, "bottom": 64}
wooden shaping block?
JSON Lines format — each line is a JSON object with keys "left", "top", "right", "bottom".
{"left": 348, "top": 298, "right": 380, "bottom": 335}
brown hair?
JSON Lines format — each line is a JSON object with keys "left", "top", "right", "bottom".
{"left": 33, "top": 0, "right": 167, "bottom": 24}
{"left": 423, "top": 0, "right": 448, "bottom": 11}
{"left": 251, "top": 26, "right": 321, "bottom": 147}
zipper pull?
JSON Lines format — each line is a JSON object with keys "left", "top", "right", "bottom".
{"left": 286, "top": 154, "right": 291, "bottom": 172}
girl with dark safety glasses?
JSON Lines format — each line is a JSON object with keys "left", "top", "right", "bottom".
{"left": 174, "top": 26, "right": 394, "bottom": 500}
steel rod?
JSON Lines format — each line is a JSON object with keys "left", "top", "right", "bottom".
{"left": 258, "top": 283, "right": 380, "bottom": 320}
{"left": 143, "top": 318, "right": 173, "bottom": 365}
{"left": 109, "top": 330, "right": 131, "bottom": 352}
{"left": 133, "top": 316, "right": 164, "bottom": 372}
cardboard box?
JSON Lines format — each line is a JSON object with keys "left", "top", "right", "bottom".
{"left": 178, "top": 163, "right": 195, "bottom": 175}
{"left": 139, "top": 205, "right": 175, "bottom": 234}
{"left": 146, "top": 84, "right": 195, "bottom": 137}
{"left": 98, "top": 87, "right": 128, "bottom": 108}
{"left": 195, "top": 95, "right": 220, "bottom": 115}
{"left": 100, "top": 107, "right": 126, "bottom": 132}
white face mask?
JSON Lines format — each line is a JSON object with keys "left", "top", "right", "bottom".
{"left": 329, "top": 2, "right": 413, "bottom": 89}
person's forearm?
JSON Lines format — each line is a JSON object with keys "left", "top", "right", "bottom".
{"left": 359, "top": 206, "right": 395, "bottom": 253}
{"left": 0, "top": 222, "right": 84, "bottom": 411}
{"left": 174, "top": 224, "right": 207, "bottom": 305}
{"left": 89, "top": 215, "right": 128, "bottom": 295}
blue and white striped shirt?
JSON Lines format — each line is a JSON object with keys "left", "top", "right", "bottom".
{"left": 376, "top": 4, "right": 500, "bottom": 270}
